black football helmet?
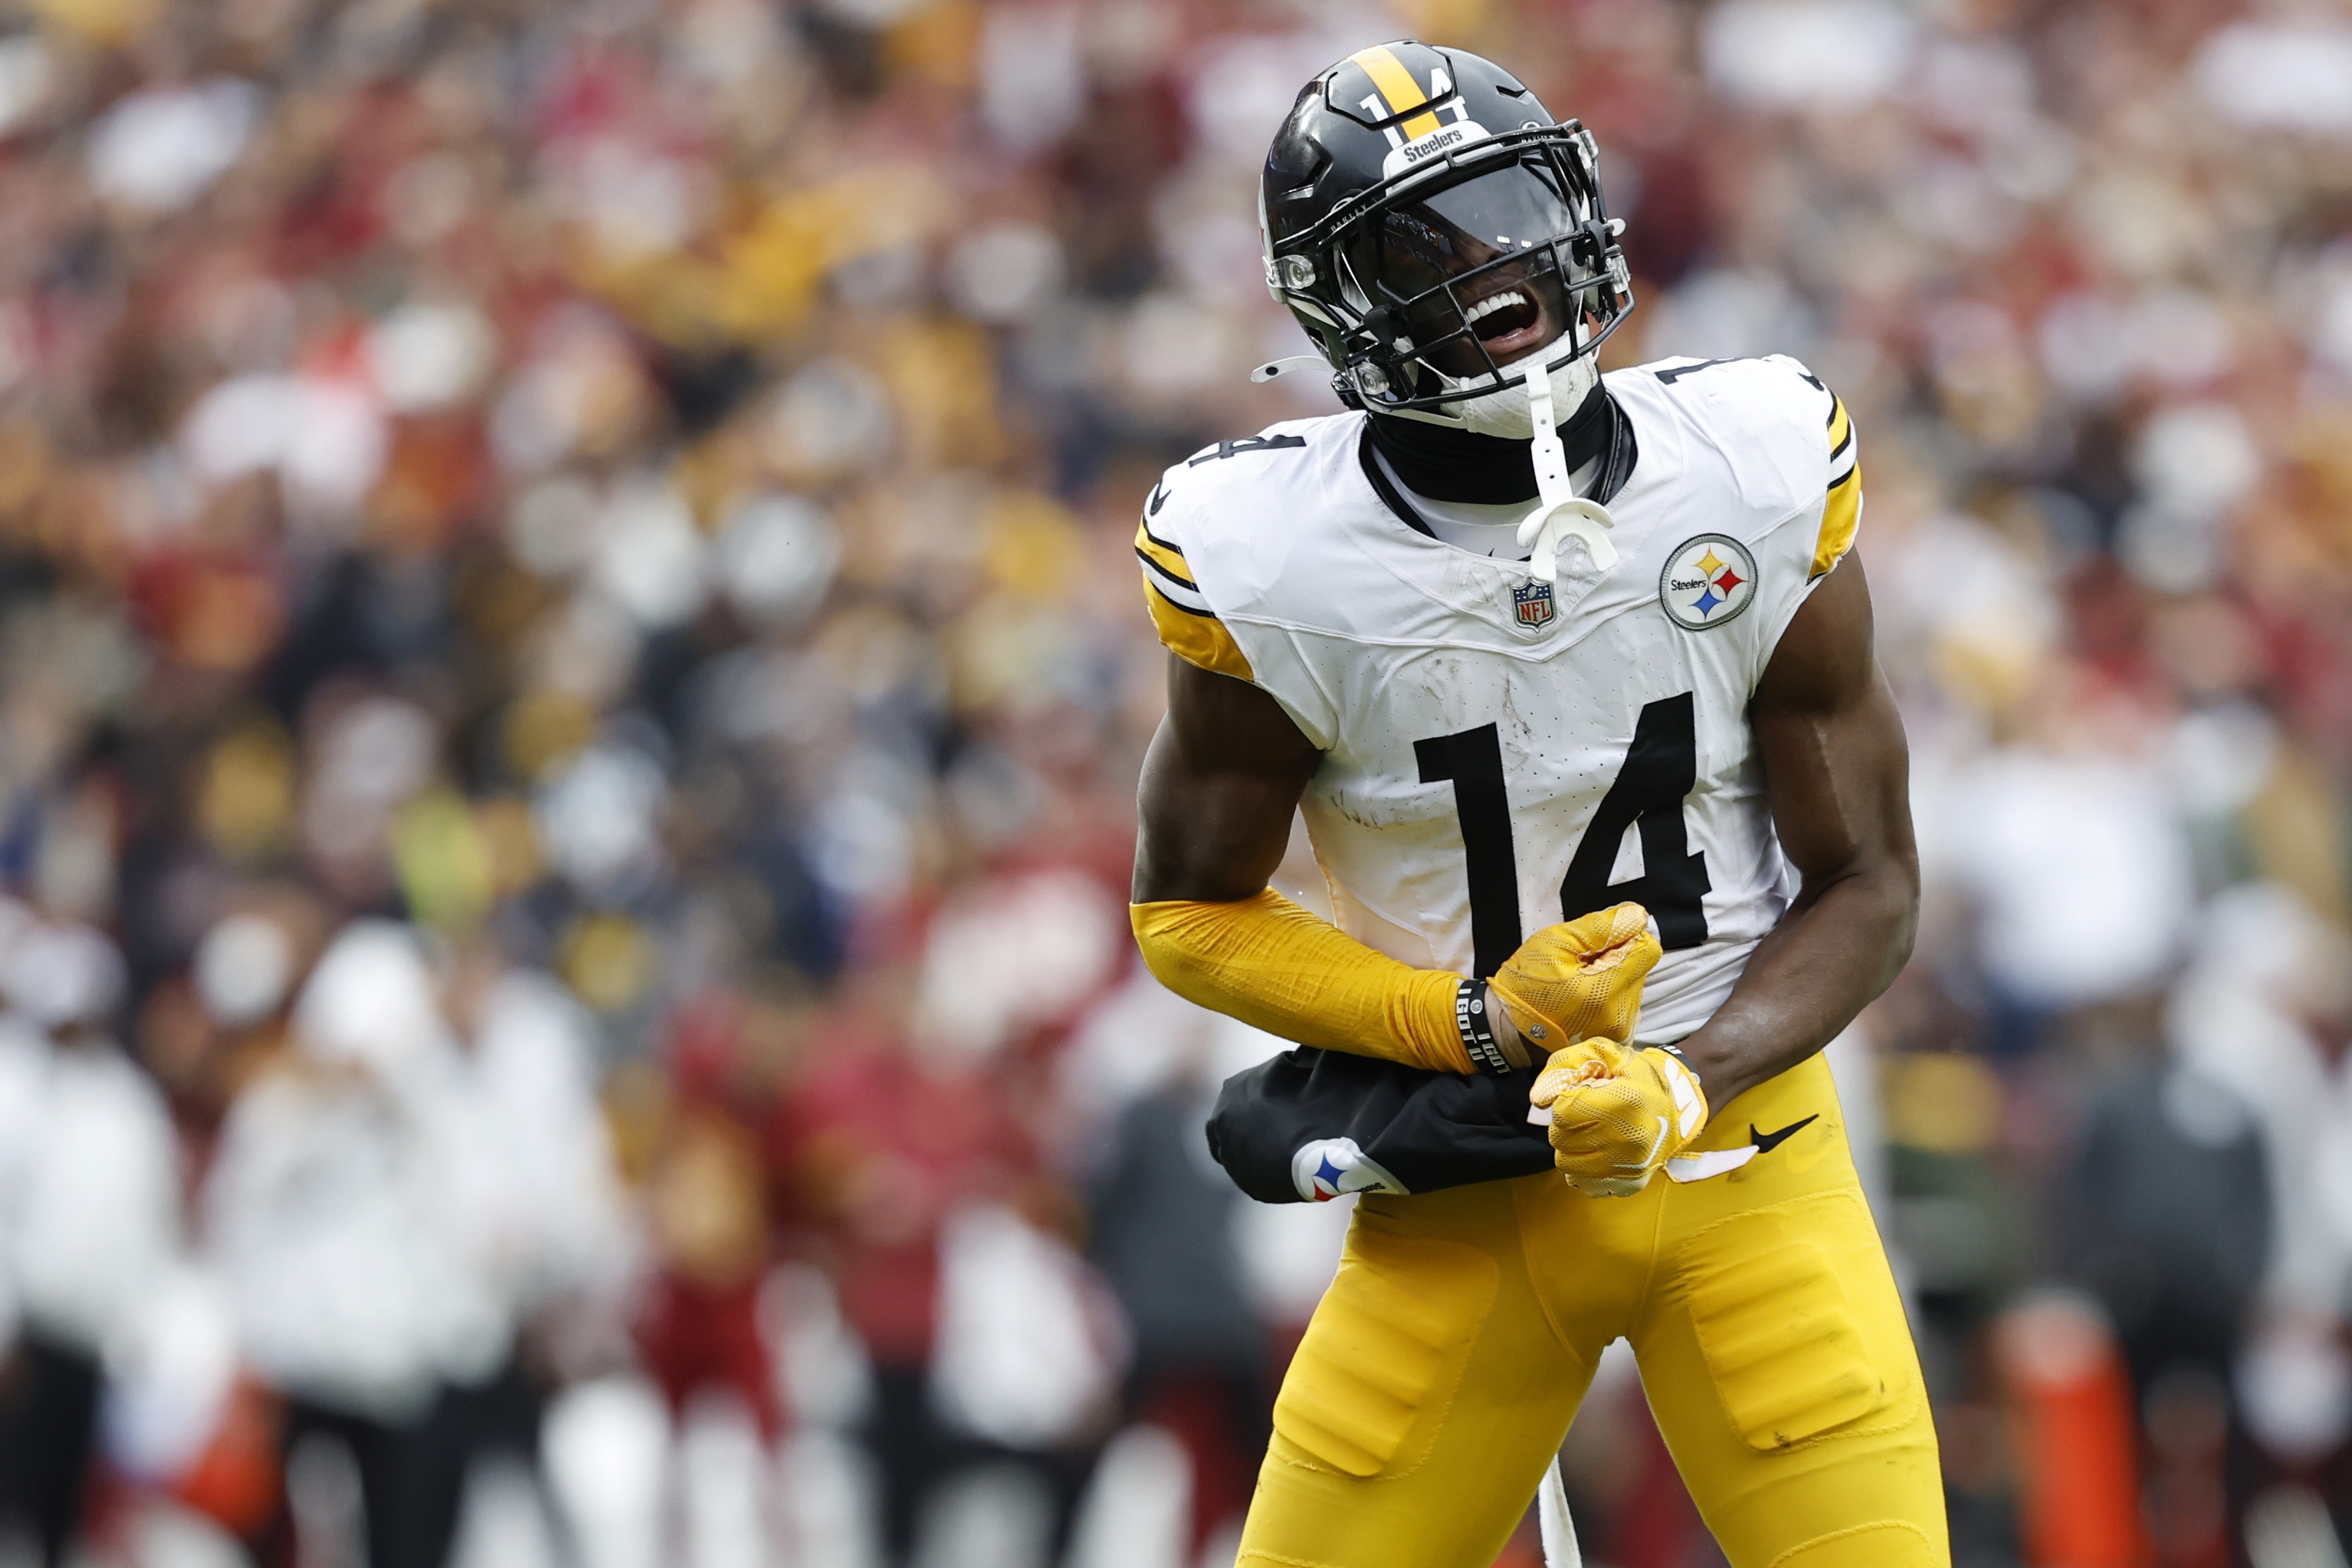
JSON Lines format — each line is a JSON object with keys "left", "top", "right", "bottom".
{"left": 1259, "top": 42, "right": 1633, "bottom": 419}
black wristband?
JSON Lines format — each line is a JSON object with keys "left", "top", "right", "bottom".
{"left": 1455, "top": 978, "right": 1513, "bottom": 1076}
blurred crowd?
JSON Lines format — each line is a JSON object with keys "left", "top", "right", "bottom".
{"left": 0, "top": 0, "right": 2346, "bottom": 1564}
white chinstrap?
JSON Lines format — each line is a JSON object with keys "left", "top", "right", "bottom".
{"left": 1516, "top": 354, "right": 1615, "bottom": 583}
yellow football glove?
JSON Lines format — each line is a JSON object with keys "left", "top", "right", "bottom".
{"left": 1532, "top": 1039, "right": 1710, "bottom": 1197}
{"left": 1486, "top": 902, "right": 1662, "bottom": 1051}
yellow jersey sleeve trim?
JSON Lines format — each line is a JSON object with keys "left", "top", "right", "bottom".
{"left": 1813, "top": 459, "right": 1862, "bottom": 579}
{"left": 1143, "top": 576, "right": 1255, "bottom": 682}
{"left": 1826, "top": 395, "right": 1852, "bottom": 457}
{"left": 1133, "top": 518, "right": 1193, "bottom": 587}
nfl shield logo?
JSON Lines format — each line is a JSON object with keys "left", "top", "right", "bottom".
{"left": 1513, "top": 579, "right": 1555, "bottom": 628}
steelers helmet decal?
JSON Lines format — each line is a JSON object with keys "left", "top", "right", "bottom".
{"left": 1659, "top": 535, "right": 1760, "bottom": 631}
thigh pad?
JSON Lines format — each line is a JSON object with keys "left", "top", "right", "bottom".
{"left": 1271, "top": 1234, "right": 1499, "bottom": 1478}
{"left": 1678, "top": 1191, "right": 1905, "bottom": 1452}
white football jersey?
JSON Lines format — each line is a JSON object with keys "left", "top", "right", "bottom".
{"left": 1137, "top": 354, "right": 1862, "bottom": 1045}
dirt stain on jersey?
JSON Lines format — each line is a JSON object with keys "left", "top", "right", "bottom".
{"left": 1409, "top": 653, "right": 1473, "bottom": 733}
{"left": 1495, "top": 679, "right": 1538, "bottom": 755}
{"left": 1326, "top": 792, "right": 1395, "bottom": 831}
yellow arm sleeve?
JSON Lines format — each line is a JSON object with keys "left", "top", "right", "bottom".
{"left": 1130, "top": 889, "right": 1471, "bottom": 1073}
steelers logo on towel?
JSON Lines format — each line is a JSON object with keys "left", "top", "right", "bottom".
{"left": 1659, "top": 533, "right": 1759, "bottom": 631}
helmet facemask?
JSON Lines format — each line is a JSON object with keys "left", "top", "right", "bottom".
{"left": 1268, "top": 124, "right": 1633, "bottom": 439}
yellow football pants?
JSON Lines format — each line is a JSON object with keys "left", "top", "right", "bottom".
{"left": 1239, "top": 1053, "right": 1948, "bottom": 1568}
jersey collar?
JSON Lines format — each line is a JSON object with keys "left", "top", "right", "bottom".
{"left": 1353, "top": 393, "right": 1639, "bottom": 541}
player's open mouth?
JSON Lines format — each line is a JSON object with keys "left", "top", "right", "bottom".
{"left": 1463, "top": 286, "right": 1550, "bottom": 362}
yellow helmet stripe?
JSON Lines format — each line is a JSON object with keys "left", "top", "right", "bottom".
{"left": 1349, "top": 45, "right": 1443, "bottom": 140}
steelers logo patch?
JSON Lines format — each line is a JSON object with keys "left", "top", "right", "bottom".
{"left": 1660, "top": 533, "right": 1758, "bottom": 631}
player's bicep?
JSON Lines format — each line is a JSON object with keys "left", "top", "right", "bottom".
{"left": 1749, "top": 554, "right": 1916, "bottom": 895}
{"left": 1132, "top": 655, "right": 1320, "bottom": 904}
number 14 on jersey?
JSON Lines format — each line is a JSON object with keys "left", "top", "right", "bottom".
{"left": 1414, "top": 693, "right": 1711, "bottom": 977}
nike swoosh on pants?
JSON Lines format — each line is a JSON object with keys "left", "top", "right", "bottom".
{"left": 1749, "top": 1114, "right": 1819, "bottom": 1154}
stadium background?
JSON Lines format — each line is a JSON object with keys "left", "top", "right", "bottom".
{"left": 0, "top": 0, "right": 2345, "bottom": 1564}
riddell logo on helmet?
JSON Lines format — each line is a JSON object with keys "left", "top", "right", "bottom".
{"left": 1381, "top": 119, "right": 1491, "bottom": 178}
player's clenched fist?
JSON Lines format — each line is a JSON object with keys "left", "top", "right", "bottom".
{"left": 1532, "top": 1040, "right": 1709, "bottom": 1197}
{"left": 1486, "top": 902, "right": 1662, "bottom": 1050}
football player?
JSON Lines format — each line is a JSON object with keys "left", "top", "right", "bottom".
{"left": 1127, "top": 42, "right": 1946, "bottom": 1568}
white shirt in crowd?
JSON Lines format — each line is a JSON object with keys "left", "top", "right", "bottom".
{"left": 204, "top": 920, "right": 633, "bottom": 1423}
{"left": 0, "top": 1017, "right": 182, "bottom": 1360}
